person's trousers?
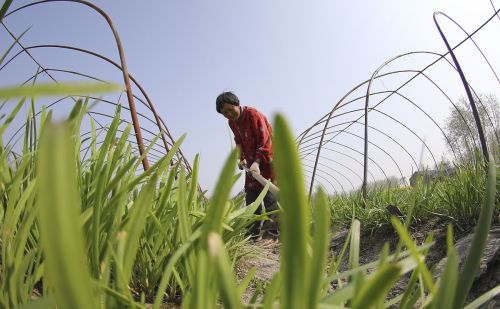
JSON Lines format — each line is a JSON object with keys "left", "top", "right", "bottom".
{"left": 245, "top": 188, "right": 278, "bottom": 235}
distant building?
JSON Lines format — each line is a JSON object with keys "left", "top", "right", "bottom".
{"left": 409, "top": 167, "right": 456, "bottom": 186}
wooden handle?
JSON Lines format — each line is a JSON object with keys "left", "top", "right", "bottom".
{"left": 246, "top": 169, "right": 280, "bottom": 198}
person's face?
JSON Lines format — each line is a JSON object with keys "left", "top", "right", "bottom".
{"left": 220, "top": 103, "right": 240, "bottom": 120}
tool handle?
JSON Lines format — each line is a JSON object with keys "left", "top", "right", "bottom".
{"left": 244, "top": 168, "right": 280, "bottom": 198}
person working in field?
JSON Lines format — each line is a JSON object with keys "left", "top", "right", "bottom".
{"left": 216, "top": 91, "right": 279, "bottom": 238}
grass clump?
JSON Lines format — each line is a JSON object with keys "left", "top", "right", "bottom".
{"left": 328, "top": 162, "right": 499, "bottom": 232}
{"left": 0, "top": 95, "right": 258, "bottom": 308}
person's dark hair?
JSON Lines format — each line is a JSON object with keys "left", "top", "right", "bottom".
{"left": 216, "top": 91, "right": 240, "bottom": 113}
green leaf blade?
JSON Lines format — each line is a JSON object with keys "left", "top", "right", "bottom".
{"left": 273, "top": 114, "right": 310, "bottom": 309}
{"left": 37, "top": 122, "right": 98, "bottom": 309}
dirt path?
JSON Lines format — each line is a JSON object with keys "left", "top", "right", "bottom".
{"left": 236, "top": 238, "right": 281, "bottom": 303}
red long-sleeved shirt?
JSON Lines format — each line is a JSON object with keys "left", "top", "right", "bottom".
{"left": 228, "top": 106, "right": 274, "bottom": 190}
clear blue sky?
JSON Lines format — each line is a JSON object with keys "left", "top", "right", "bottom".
{"left": 2, "top": 0, "right": 499, "bottom": 194}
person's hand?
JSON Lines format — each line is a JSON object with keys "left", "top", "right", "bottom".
{"left": 238, "top": 159, "right": 246, "bottom": 170}
{"left": 249, "top": 161, "right": 260, "bottom": 174}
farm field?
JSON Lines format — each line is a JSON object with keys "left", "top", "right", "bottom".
{"left": 1, "top": 1, "right": 500, "bottom": 308}
{"left": 0, "top": 95, "right": 498, "bottom": 308}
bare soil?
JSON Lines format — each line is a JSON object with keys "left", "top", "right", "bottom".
{"left": 237, "top": 220, "right": 500, "bottom": 308}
